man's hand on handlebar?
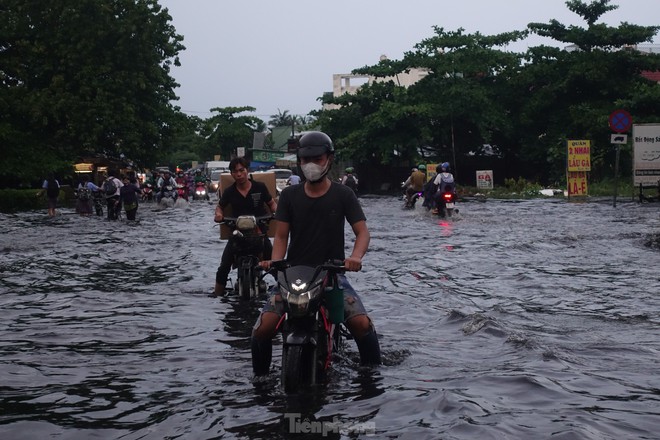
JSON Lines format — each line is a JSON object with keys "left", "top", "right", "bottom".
{"left": 343, "top": 256, "right": 362, "bottom": 272}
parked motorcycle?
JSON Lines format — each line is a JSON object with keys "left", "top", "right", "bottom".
{"left": 192, "top": 182, "right": 210, "bottom": 201}
{"left": 267, "top": 259, "right": 346, "bottom": 393}
{"left": 221, "top": 215, "right": 272, "bottom": 300}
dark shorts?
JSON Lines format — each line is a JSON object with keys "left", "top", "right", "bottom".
{"left": 47, "top": 197, "right": 58, "bottom": 210}
{"left": 260, "top": 274, "right": 367, "bottom": 321}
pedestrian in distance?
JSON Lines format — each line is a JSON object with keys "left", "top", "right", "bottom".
{"left": 76, "top": 175, "right": 100, "bottom": 216}
{"left": 40, "top": 173, "right": 60, "bottom": 217}
{"left": 120, "top": 176, "right": 142, "bottom": 221}
{"left": 103, "top": 170, "right": 124, "bottom": 220}
{"left": 286, "top": 171, "right": 301, "bottom": 186}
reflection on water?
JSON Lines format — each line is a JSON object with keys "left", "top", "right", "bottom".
{"left": 0, "top": 197, "right": 659, "bottom": 439}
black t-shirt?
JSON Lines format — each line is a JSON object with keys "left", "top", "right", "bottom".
{"left": 120, "top": 184, "right": 141, "bottom": 205}
{"left": 219, "top": 180, "right": 273, "bottom": 217}
{"left": 276, "top": 181, "right": 366, "bottom": 267}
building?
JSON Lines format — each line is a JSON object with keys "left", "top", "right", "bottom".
{"left": 324, "top": 55, "right": 429, "bottom": 110}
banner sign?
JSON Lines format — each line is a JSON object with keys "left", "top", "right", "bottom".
{"left": 426, "top": 164, "right": 437, "bottom": 182}
{"left": 476, "top": 170, "right": 494, "bottom": 189}
{"left": 253, "top": 150, "right": 286, "bottom": 162}
{"left": 567, "top": 171, "right": 588, "bottom": 196}
{"left": 567, "top": 140, "right": 591, "bottom": 172}
{"left": 633, "top": 124, "right": 660, "bottom": 186}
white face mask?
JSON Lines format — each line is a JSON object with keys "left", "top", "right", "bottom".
{"left": 301, "top": 162, "right": 327, "bottom": 182}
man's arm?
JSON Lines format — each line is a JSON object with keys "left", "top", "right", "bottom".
{"left": 266, "top": 198, "right": 277, "bottom": 214}
{"left": 214, "top": 203, "right": 225, "bottom": 223}
{"left": 271, "top": 221, "right": 289, "bottom": 261}
{"left": 346, "top": 220, "right": 369, "bottom": 272}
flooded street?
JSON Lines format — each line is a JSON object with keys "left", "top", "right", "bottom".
{"left": 1, "top": 196, "right": 659, "bottom": 439}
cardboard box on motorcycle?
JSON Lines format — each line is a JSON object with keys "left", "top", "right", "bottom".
{"left": 219, "top": 171, "right": 278, "bottom": 239}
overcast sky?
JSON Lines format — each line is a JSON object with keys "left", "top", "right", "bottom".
{"left": 158, "top": 0, "right": 659, "bottom": 120}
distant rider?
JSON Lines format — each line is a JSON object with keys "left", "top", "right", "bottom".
{"left": 156, "top": 170, "right": 177, "bottom": 203}
{"left": 433, "top": 162, "right": 455, "bottom": 193}
{"left": 175, "top": 170, "right": 189, "bottom": 200}
{"left": 432, "top": 162, "right": 455, "bottom": 214}
{"left": 403, "top": 164, "right": 426, "bottom": 206}
{"left": 213, "top": 157, "right": 277, "bottom": 296}
{"left": 341, "top": 167, "right": 359, "bottom": 194}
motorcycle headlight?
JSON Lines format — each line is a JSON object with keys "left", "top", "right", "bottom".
{"left": 236, "top": 215, "right": 257, "bottom": 231}
{"left": 282, "top": 283, "right": 323, "bottom": 317}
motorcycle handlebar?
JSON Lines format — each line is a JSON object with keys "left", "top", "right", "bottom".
{"left": 267, "top": 259, "right": 346, "bottom": 276}
{"left": 221, "top": 214, "right": 273, "bottom": 224}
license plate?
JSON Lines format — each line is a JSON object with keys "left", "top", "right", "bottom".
{"left": 446, "top": 203, "right": 455, "bottom": 209}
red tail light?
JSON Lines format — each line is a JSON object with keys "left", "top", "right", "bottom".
{"left": 443, "top": 192, "right": 453, "bottom": 202}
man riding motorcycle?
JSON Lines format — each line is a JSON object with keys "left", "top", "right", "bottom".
{"left": 156, "top": 170, "right": 178, "bottom": 204}
{"left": 251, "top": 131, "right": 381, "bottom": 376}
{"left": 175, "top": 170, "right": 189, "bottom": 201}
{"left": 432, "top": 162, "right": 456, "bottom": 215}
{"left": 402, "top": 164, "right": 426, "bottom": 207}
{"left": 213, "top": 157, "right": 277, "bottom": 296}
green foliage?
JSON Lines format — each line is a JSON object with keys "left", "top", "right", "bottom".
{"left": 1, "top": 0, "right": 185, "bottom": 180}
{"left": 0, "top": 189, "right": 51, "bottom": 212}
{"left": 316, "top": 0, "right": 660, "bottom": 186}
{"left": 504, "top": 177, "right": 543, "bottom": 197}
{"left": 198, "top": 107, "right": 264, "bottom": 161}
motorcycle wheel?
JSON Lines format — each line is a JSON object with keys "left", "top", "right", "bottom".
{"left": 239, "top": 267, "right": 251, "bottom": 300}
{"left": 282, "top": 345, "right": 313, "bottom": 393}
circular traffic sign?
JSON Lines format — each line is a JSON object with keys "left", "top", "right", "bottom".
{"left": 608, "top": 109, "right": 632, "bottom": 133}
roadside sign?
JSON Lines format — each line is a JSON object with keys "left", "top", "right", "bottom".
{"left": 610, "top": 134, "right": 627, "bottom": 144}
{"left": 609, "top": 109, "right": 633, "bottom": 133}
{"left": 567, "top": 171, "right": 588, "bottom": 196}
{"left": 426, "top": 164, "right": 437, "bottom": 182}
{"left": 633, "top": 123, "right": 660, "bottom": 186}
{"left": 476, "top": 170, "right": 493, "bottom": 189}
{"left": 567, "top": 140, "right": 591, "bottom": 172}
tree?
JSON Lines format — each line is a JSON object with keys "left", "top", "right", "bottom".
{"left": 198, "top": 106, "right": 265, "bottom": 160}
{"left": 268, "top": 109, "right": 294, "bottom": 128}
{"left": 521, "top": 0, "right": 660, "bottom": 181}
{"left": 320, "top": 27, "right": 527, "bottom": 173}
{"left": 0, "top": 0, "right": 185, "bottom": 184}
{"left": 317, "top": 1, "right": 660, "bottom": 185}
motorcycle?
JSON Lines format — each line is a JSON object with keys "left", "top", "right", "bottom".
{"left": 402, "top": 188, "right": 422, "bottom": 210}
{"left": 192, "top": 182, "right": 209, "bottom": 201}
{"left": 267, "top": 259, "right": 346, "bottom": 393}
{"left": 221, "top": 215, "right": 272, "bottom": 300}
{"left": 141, "top": 183, "right": 154, "bottom": 202}
{"left": 435, "top": 189, "right": 458, "bottom": 218}
{"left": 158, "top": 185, "right": 178, "bottom": 208}
{"left": 176, "top": 184, "right": 189, "bottom": 202}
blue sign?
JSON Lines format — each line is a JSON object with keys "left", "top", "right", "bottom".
{"left": 608, "top": 109, "right": 632, "bottom": 133}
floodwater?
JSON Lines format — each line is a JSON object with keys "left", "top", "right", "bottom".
{"left": 0, "top": 195, "right": 658, "bottom": 439}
